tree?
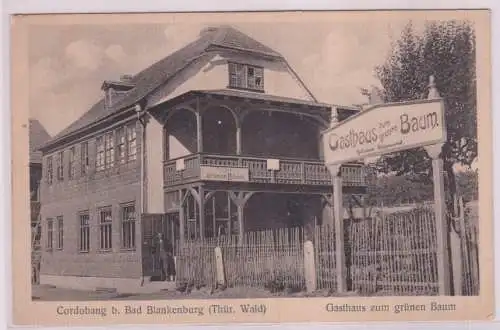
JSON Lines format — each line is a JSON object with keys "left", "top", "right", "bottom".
{"left": 371, "top": 20, "right": 477, "bottom": 211}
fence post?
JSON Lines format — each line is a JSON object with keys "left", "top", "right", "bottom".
{"left": 450, "top": 196, "right": 463, "bottom": 296}
{"left": 304, "top": 240, "right": 316, "bottom": 292}
{"left": 424, "top": 144, "right": 452, "bottom": 295}
{"left": 214, "top": 246, "right": 226, "bottom": 288}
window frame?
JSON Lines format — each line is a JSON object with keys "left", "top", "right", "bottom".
{"left": 68, "top": 147, "right": 76, "bottom": 180}
{"left": 46, "top": 156, "right": 53, "bottom": 185}
{"left": 56, "top": 216, "right": 64, "bottom": 250}
{"left": 228, "top": 62, "right": 264, "bottom": 92}
{"left": 56, "top": 151, "right": 64, "bottom": 181}
{"left": 80, "top": 141, "right": 89, "bottom": 176}
{"left": 78, "top": 211, "right": 90, "bottom": 253}
{"left": 46, "top": 218, "right": 54, "bottom": 251}
{"left": 104, "top": 132, "right": 115, "bottom": 169}
{"left": 126, "top": 124, "right": 137, "bottom": 162}
{"left": 120, "top": 203, "right": 136, "bottom": 250}
{"left": 98, "top": 207, "right": 113, "bottom": 251}
{"left": 116, "top": 127, "right": 127, "bottom": 165}
{"left": 96, "top": 136, "right": 106, "bottom": 171}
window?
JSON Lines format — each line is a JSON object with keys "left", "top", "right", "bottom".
{"left": 228, "top": 62, "right": 264, "bottom": 91}
{"left": 80, "top": 142, "right": 89, "bottom": 175}
{"left": 56, "top": 216, "right": 64, "bottom": 250}
{"left": 96, "top": 136, "right": 105, "bottom": 171}
{"left": 46, "top": 156, "right": 53, "bottom": 185}
{"left": 121, "top": 204, "right": 136, "bottom": 249}
{"left": 56, "top": 152, "right": 64, "bottom": 181}
{"left": 46, "top": 218, "right": 53, "bottom": 250}
{"left": 104, "top": 132, "right": 115, "bottom": 168}
{"left": 116, "top": 127, "right": 126, "bottom": 164}
{"left": 79, "top": 212, "right": 90, "bottom": 252}
{"left": 68, "top": 147, "right": 76, "bottom": 179}
{"left": 99, "top": 207, "right": 112, "bottom": 250}
{"left": 127, "top": 125, "right": 137, "bottom": 161}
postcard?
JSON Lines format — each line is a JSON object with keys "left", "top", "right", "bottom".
{"left": 11, "top": 9, "right": 494, "bottom": 326}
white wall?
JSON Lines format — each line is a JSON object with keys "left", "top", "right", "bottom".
{"left": 148, "top": 51, "right": 315, "bottom": 108}
{"left": 145, "top": 116, "right": 164, "bottom": 214}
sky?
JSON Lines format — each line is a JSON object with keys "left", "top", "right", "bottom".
{"left": 27, "top": 16, "right": 424, "bottom": 137}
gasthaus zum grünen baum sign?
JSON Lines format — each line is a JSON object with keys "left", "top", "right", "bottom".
{"left": 322, "top": 98, "right": 446, "bottom": 166}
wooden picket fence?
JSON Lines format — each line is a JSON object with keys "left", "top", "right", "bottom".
{"left": 345, "top": 208, "right": 440, "bottom": 296}
{"left": 175, "top": 227, "right": 305, "bottom": 291}
{"left": 173, "top": 202, "right": 479, "bottom": 296}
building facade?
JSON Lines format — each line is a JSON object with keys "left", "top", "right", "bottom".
{"left": 29, "top": 119, "right": 51, "bottom": 283}
{"left": 38, "top": 26, "right": 366, "bottom": 291}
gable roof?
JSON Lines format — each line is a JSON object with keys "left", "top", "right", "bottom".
{"left": 44, "top": 26, "right": 285, "bottom": 150}
{"left": 29, "top": 119, "right": 51, "bottom": 164}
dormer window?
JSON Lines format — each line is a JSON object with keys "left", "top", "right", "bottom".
{"left": 228, "top": 62, "right": 264, "bottom": 92}
{"left": 101, "top": 74, "right": 136, "bottom": 108}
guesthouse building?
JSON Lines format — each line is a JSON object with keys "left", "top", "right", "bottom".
{"left": 38, "top": 26, "right": 366, "bottom": 291}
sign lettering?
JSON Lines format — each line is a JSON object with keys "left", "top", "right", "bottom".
{"left": 323, "top": 99, "right": 446, "bottom": 165}
{"left": 200, "top": 166, "right": 249, "bottom": 182}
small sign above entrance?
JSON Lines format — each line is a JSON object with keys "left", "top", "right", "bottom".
{"left": 322, "top": 99, "right": 446, "bottom": 165}
{"left": 200, "top": 166, "right": 250, "bottom": 182}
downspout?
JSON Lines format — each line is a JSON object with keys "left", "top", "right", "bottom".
{"left": 134, "top": 103, "right": 147, "bottom": 286}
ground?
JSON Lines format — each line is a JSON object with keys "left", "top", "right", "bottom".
{"left": 32, "top": 284, "right": 361, "bottom": 301}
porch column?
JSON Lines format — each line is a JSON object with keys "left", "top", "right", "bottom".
{"left": 198, "top": 186, "right": 205, "bottom": 240}
{"left": 236, "top": 123, "right": 242, "bottom": 155}
{"left": 196, "top": 110, "right": 203, "bottom": 153}
{"left": 229, "top": 191, "right": 255, "bottom": 242}
{"left": 178, "top": 189, "right": 185, "bottom": 245}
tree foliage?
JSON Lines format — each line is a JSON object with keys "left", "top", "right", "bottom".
{"left": 371, "top": 20, "right": 477, "bottom": 200}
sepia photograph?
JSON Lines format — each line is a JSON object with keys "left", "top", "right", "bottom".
{"left": 11, "top": 9, "right": 493, "bottom": 325}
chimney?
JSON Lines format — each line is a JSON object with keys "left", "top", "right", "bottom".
{"left": 199, "top": 26, "right": 219, "bottom": 38}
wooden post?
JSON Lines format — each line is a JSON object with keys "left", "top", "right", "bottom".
{"left": 196, "top": 111, "right": 203, "bottom": 153}
{"left": 179, "top": 190, "right": 185, "bottom": 245}
{"left": 237, "top": 204, "right": 244, "bottom": 242}
{"left": 236, "top": 124, "right": 242, "bottom": 155}
{"left": 198, "top": 186, "right": 205, "bottom": 240}
{"left": 303, "top": 240, "right": 316, "bottom": 292}
{"left": 450, "top": 197, "right": 464, "bottom": 296}
{"left": 425, "top": 144, "right": 452, "bottom": 295}
{"left": 328, "top": 164, "right": 347, "bottom": 293}
{"left": 214, "top": 246, "right": 226, "bottom": 287}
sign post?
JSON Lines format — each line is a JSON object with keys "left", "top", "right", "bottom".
{"left": 322, "top": 76, "right": 452, "bottom": 295}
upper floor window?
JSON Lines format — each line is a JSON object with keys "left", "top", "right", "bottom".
{"left": 80, "top": 142, "right": 89, "bottom": 175}
{"left": 104, "top": 132, "right": 115, "bottom": 169}
{"left": 46, "top": 156, "right": 53, "bottom": 185}
{"left": 116, "top": 127, "right": 126, "bottom": 164}
{"left": 68, "top": 147, "right": 76, "bottom": 180}
{"left": 56, "top": 152, "right": 64, "bottom": 181}
{"left": 96, "top": 136, "right": 106, "bottom": 171}
{"left": 127, "top": 124, "right": 137, "bottom": 161}
{"left": 228, "top": 62, "right": 264, "bottom": 92}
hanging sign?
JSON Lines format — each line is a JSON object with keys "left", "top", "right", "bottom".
{"left": 200, "top": 166, "right": 249, "bottom": 182}
{"left": 322, "top": 99, "right": 446, "bottom": 165}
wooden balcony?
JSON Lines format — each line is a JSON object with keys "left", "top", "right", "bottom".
{"left": 163, "top": 153, "right": 366, "bottom": 188}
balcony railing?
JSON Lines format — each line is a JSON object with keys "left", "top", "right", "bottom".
{"left": 164, "top": 153, "right": 366, "bottom": 187}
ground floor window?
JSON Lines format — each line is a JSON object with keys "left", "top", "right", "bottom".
{"left": 121, "top": 204, "right": 136, "bottom": 249}
{"left": 56, "top": 216, "right": 64, "bottom": 250}
{"left": 46, "top": 218, "right": 53, "bottom": 250}
{"left": 79, "top": 211, "right": 90, "bottom": 252}
{"left": 99, "top": 207, "right": 113, "bottom": 250}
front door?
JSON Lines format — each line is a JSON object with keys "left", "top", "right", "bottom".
{"left": 142, "top": 213, "right": 180, "bottom": 279}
